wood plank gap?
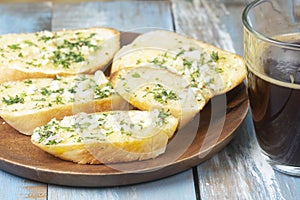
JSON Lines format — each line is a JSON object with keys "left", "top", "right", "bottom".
{"left": 50, "top": 1, "right": 54, "bottom": 31}
{"left": 192, "top": 167, "right": 201, "bottom": 200}
{"left": 169, "top": 0, "right": 176, "bottom": 32}
{"left": 46, "top": 183, "right": 49, "bottom": 200}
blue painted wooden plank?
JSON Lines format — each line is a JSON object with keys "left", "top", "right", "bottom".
{"left": 51, "top": 1, "right": 174, "bottom": 33}
{"left": 48, "top": 170, "right": 196, "bottom": 200}
{"left": 196, "top": 113, "right": 300, "bottom": 200}
{"left": 274, "top": 172, "right": 300, "bottom": 199}
{"left": 0, "top": 2, "right": 52, "bottom": 34}
{"left": 0, "top": 171, "right": 46, "bottom": 200}
{"left": 197, "top": 114, "right": 288, "bottom": 199}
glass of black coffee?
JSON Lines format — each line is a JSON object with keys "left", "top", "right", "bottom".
{"left": 243, "top": 0, "right": 300, "bottom": 176}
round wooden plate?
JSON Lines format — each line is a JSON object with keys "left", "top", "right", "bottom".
{"left": 0, "top": 32, "right": 249, "bottom": 187}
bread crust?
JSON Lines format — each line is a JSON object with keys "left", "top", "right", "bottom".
{"left": 32, "top": 133, "right": 169, "bottom": 164}
{"left": 110, "top": 30, "right": 245, "bottom": 126}
{"left": 31, "top": 110, "right": 178, "bottom": 164}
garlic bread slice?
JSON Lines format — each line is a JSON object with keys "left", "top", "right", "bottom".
{"left": 0, "top": 71, "right": 126, "bottom": 135}
{"left": 112, "top": 30, "right": 245, "bottom": 96}
{"left": 0, "top": 27, "right": 120, "bottom": 83}
{"left": 110, "top": 67, "right": 201, "bottom": 126}
{"left": 31, "top": 110, "right": 178, "bottom": 164}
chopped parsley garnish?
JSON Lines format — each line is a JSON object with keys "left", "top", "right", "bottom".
{"left": 157, "top": 110, "right": 171, "bottom": 126}
{"left": 191, "top": 71, "right": 200, "bottom": 79}
{"left": 25, "top": 61, "right": 42, "bottom": 67}
{"left": 189, "top": 47, "right": 196, "bottom": 51}
{"left": 53, "top": 75, "right": 61, "bottom": 80}
{"left": 215, "top": 67, "right": 224, "bottom": 73}
{"left": 105, "top": 131, "right": 114, "bottom": 136}
{"left": 75, "top": 76, "right": 88, "bottom": 82}
{"left": 145, "top": 84, "right": 179, "bottom": 104}
{"left": 68, "top": 86, "right": 77, "bottom": 94}
{"left": 94, "top": 83, "right": 113, "bottom": 99}
{"left": 175, "top": 49, "right": 185, "bottom": 59}
{"left": 210, "top": 51, "right": 219, "bottom": 62}
{"left": 150, "top": 57, "right": 167, "bottom": 69}
{"left": 24, "top": 79, "right": 33, "bottom": 84}
{"left": 120, "top": 127, "right": 132, "bottom": 136}
{"left": 136, "top": 59, "right": 142, "bottom": 64}
{"left": 24, "top": 40, "right": 37, "bottom": 47}
{"left": 39, "top": 33, "right": 100, "bottom": 69}
{"left": 35, "top": 121, "right": 64, "bottom": 145}
{"left": 150, "top": 57, "right": 162, "bottom": 65}
{"left": 40, "top": 87, "right": 64, "bottom": 96}
{"left": 52, "top": 50, "right": 85, "bottom": 69}
{"left": 8, "top": 44, "right": 21, "bottom": 50}
{"left": 131, "top": 72, "right": 141, "bottom": 78}
{"left": 40, "top": 35, "right": 54, "bottom": 42}
{"left": 129, "top": 123, "right": 135, "bottom": 129}
{"left": 37, "top": 98, "right": 47, "bottom": 101}
{"left": 2, "top": 95, "right": 25, "bottom": 105}
{"left": 53, "top": 96, "right": 63, "bottom": 104}
{"left": 40, "top": 87, "right": 51, "bottom": 96}
{"left": 55, "top": 88, "right": 64, "bottom": 94}
{"left": 183, "top": 58, "right": 193, "bottom": 69}
{"left": 38, "top": 130, "right": 55, "bottom": 143}
{"left": 46, "top": 140, "right": 60, "bottom": 145}
{"left": 57, "top": 37, "right": 98, "bottom": 50}
{"left": 88, "top": 33, "right": 97, "bottom": 38}
{"left": 158, "top": 110, "right": 171, "bottom": 119}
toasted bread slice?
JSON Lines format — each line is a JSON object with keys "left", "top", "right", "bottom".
{"left": 110, "top": 67, "right": 202, "bottom": 127}
{"left": 111, "top": 30, "right": 245, "bottom": 96}
{"left": 0, "top": 27, "right": 120, "bottom": 83}
{"left": 31, "top": 110, "right": 178, "bottom": 164}
{"left": 0, "top": 71, "right": 126, "bottom": 135}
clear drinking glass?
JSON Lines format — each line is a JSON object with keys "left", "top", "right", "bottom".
{"left": 242, "top": 0, "right": 300, "bottom": 176}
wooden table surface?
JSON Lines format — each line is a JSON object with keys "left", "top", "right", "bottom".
{"left": 0, "top": 0, "right": 299, "bottom": 199}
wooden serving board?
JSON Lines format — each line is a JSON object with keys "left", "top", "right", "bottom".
{"left": 0, "top": 32, "right": 249, "bottom": 187}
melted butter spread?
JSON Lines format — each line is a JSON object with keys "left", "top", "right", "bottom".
{"left": 31, "top": 110, "right": 174, "bottom": 145}
{"left": 0, "top": 30, "right": 104, "bottom": 72}
{"left": 0, "top": 71, "right": 114, "bottom": 112}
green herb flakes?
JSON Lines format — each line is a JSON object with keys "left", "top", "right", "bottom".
{"left": 131, "top": 72, "right": 141, "bottom": 78}
{"left": 24, "top": 79, "right": 33, "bottom": 84}
{"left": 95, "top": 83, "right": 113, "bottom": 99}
{"left": 24, "top": 40, "right": 37, "bottom": 47}
{"left": 2, "top": 95, "right": 25, "bottom": 105}
{"left": 210, "top": 51, "right": 219, "bottom": 62}
{"left": 8, "top": 44, "right": 21, "bottom": 50}
{"left": 136, "top": 59, "right": 142, "bottom": 65}
{"left": 145, "top": 84, "right": 179, "bottom": 104}
{"left": 52, "top": 50, "right": 85, "bottom": 69}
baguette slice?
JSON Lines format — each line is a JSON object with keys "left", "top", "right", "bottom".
{"left": 31, "top": 110, "right": 178, "bottom": 164}
{"left": 110, "top": 67, "right": 201, "bottom": 127}
{"left": 111, "top": 30, "right": 245, "bottom": 97}
{"left": 0, "top": 71, "right": 126, "bottom": 135}
{"left": 0, "top": 27, "right": 120, "bottom": 83}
